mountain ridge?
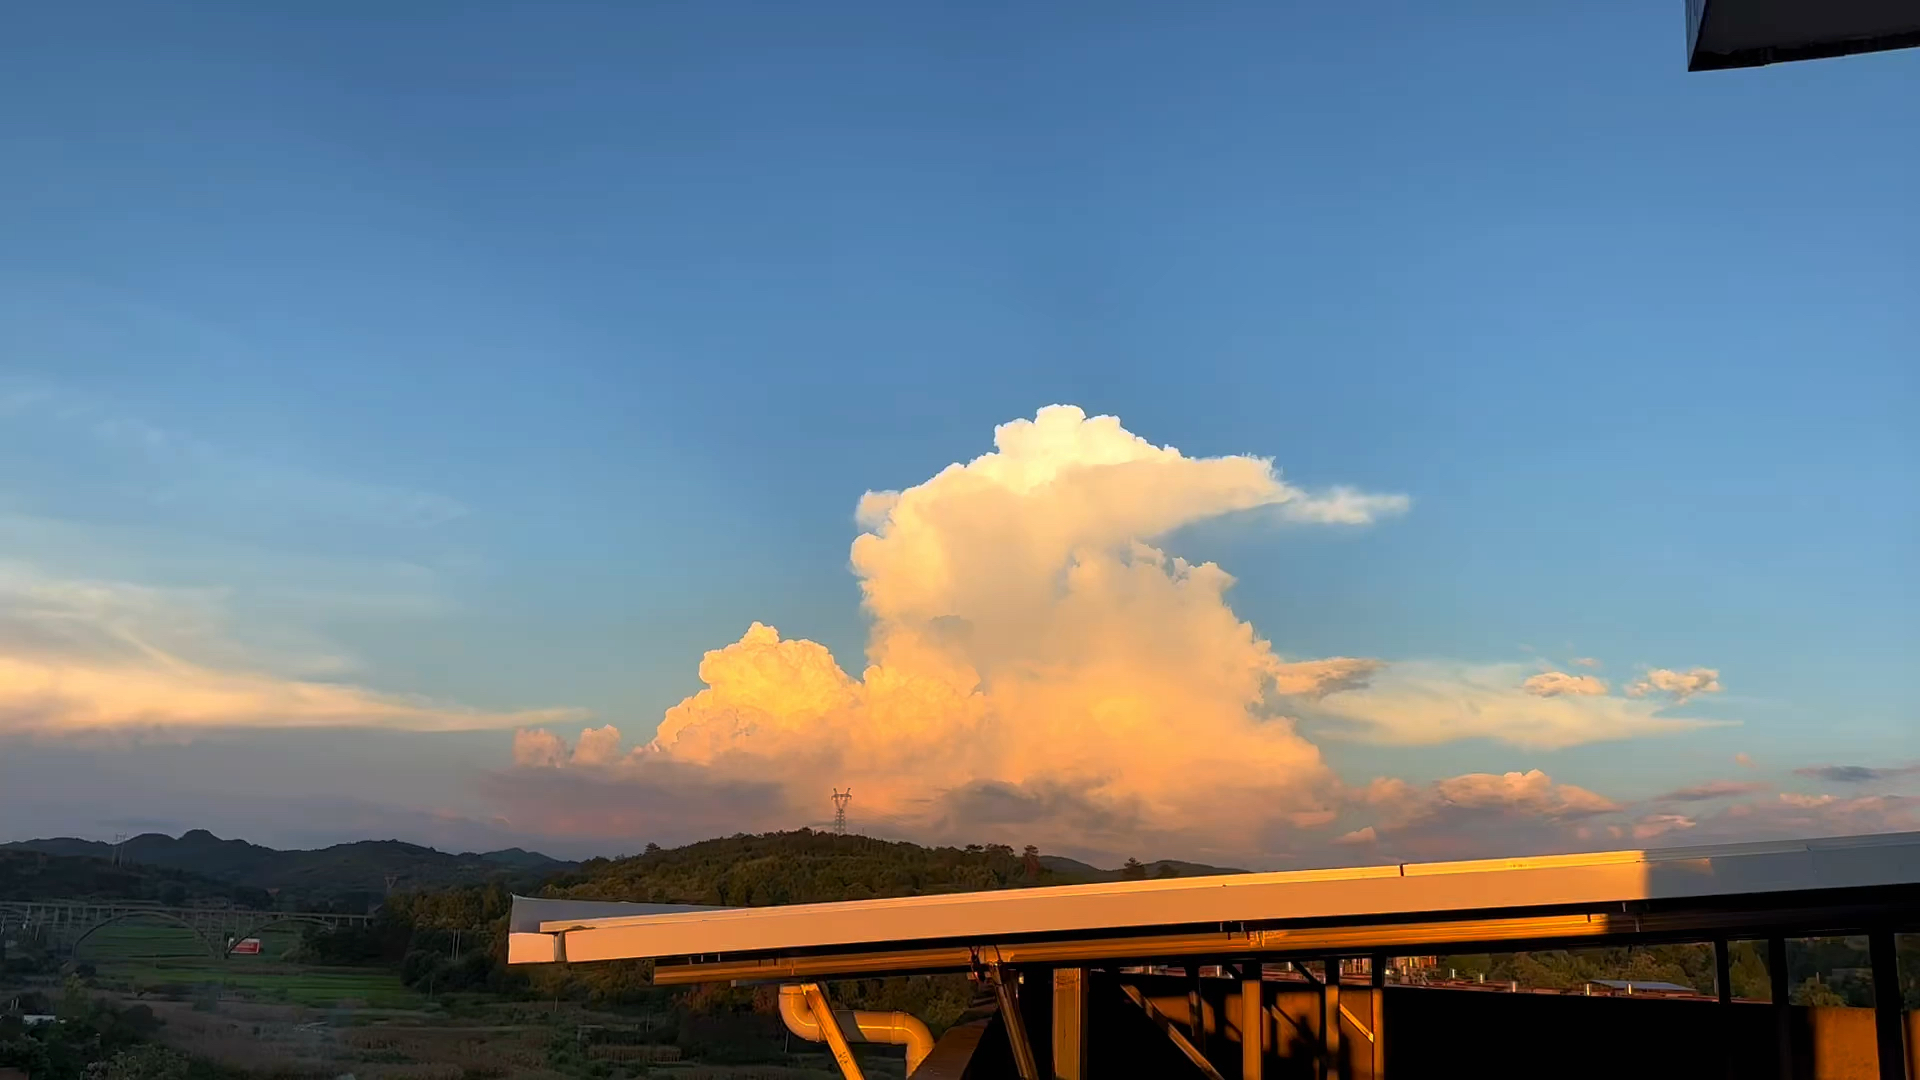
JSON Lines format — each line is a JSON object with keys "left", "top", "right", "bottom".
{"left": 0, "top": 830, "right": 576, "bottom": 904}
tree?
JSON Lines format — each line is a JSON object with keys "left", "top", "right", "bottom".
{"left": 1792, "top": 976, "right": 1848, "bottom": 1007}
{"left": 1121, "top": 858, "right": 1146, "bottom": 881}
{"left": 91, "top": 1046, "right": 190, "bottom": 1080}
{"left": 1021, "top": 846, "right": 1041, "bottom": 883}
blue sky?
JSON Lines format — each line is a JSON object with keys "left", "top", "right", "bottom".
{"left": 0, "top": 3, "right": 1913, "bottom": 861}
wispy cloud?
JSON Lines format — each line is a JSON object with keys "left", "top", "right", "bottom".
{"left": 1, "top": 376, "right": 467, "bottom": 530}
{"left": 0, "top": 563, "right": 576, "bottom": 735}
{"left": 1301, "top": 660, "right": 1719, "bottom": 750}
{"left": 1792, "top": 763, "right": 1920, "bottom": 785}
{"left": 1654, "top": 779, "right": 1769, "bottom": 802}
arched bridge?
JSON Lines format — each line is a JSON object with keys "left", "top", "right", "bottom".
{"left": 0, "top": 900, "right": 373, "bottom": 959}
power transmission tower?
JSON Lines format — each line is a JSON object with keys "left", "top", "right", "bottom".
{"left": 831, "top": 789, "right": 852, "bottom": 835}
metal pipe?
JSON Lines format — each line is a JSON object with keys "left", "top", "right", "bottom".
{"left": 779, "top": 984, "right": 935, "bottom": 1077}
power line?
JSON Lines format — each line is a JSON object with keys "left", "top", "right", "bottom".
{"left": 831, "top": 789, "right": 852, "bottom": 835}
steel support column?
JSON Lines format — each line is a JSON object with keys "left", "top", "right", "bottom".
{"left": 1369, "top": 955, "right": 1386, "bottom": 1080}
{"left": 1769, "top": 937, "right": 1793, "bottom": 1080}
{"left": 1869, "top": 930, "right": 1910, "bottom": 1080}
{"left": 1189, "top": 964, "right": 1208, "bottom": 1056}
{"left": 1052, "top": 968, "right": 1087, "bottom": 1080}
{"left": 1242, "top": 964, "right": 1263, "bottom": 1080}
{"left": 1322, "top": 957, "right": 1342, "bottom": 1080}
{"left": 1715, "top": 938, "right": 1735, "bottom": 1080}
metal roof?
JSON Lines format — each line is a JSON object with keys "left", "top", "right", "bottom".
{"left": 1687, "top": 0, "right": 1920, "bottom": 70}
{"left": 1587, "top": 979, "right": 1698, "bottom": 992}
{"left": 508, "top": 830, "right": 1920, "bottom": 979}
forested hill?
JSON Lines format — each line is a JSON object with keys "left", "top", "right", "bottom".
{"left": 538, "top": 830, "right": 1241, "bottom": 908}
{"left": 1, "top": 830, "right": 574, "bottom": 908}
{"left": 0, "top": 849, "right": 272, "bottom": 908}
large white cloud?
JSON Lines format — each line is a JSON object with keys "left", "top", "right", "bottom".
{"left": 510, "top": 406, "right": 1409, "bottom": 857}
{"left": 496, "top": 407, "right": 1765, "bottom": 861}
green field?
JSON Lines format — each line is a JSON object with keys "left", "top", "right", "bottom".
{"left": 73, "top": 919, "right": 419, "bottom": 1008}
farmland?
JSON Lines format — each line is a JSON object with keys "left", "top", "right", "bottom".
{"left": 9, "top": 909, "right": 905, "bottom": 1080}
{"left": 73, "top": 919, "right": 417, "bottom": 1010}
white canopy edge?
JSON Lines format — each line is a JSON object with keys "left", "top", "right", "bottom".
{"left": 508, "top": 830, "right": 1920, "bottom": 965}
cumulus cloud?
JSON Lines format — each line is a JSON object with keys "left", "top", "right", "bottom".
{"left": 1734, "top": 752, "right": 1756, "bottom": 769}
{"left": 485, "top": 407, "right": 1743, "bottom": 862}
{"left": 1571, "top": 657, "right": 1600, "bottom": 668}
{"left": 1793, "top": 764, "right": 1920, "bottom": 785}
{"left": 0, "top": 564, "right": 575, "bottom": 735}
{"left": 1522, "top": 671, "right": 1609, "bottom": 697}
{"left": 499, "top": 406, "right": 1412, "bottom": 857}
{"left": 1627, "top": 667, "right": 1722, "bottom": 703}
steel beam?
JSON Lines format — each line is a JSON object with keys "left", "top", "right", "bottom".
{"left": 1869, "top": 930, "right": 1910, "bottom": 1080}
{"left": 989, "top": 968, "right": 1039, "bottom": 1080}
{"left": 1052, "top": 968, "right": 1087, "bottom": 1080}
{"left": 1120, "top": 983, "right": 1227, "bottom": 1080}
{"left": 801, "top": 983, "right": 866, "bottom": 1080}
{"left": 646, "top": 901, "right": 1914, "bottom": 985}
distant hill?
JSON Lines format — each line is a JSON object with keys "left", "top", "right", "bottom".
{"left": 0, "top": 849, "right": 272, "bottom": 908}
{"left": 538, "top": 830, "right": 1241, "bottom": 908}
{"left": 1038, "top": 855, "right": 1246, "bottom": 881}
{"left": 0, "top": 830, "right": 576, "bottom": 907}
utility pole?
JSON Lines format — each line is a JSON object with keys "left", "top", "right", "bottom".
{"left": 831, "top": 789, "right": 852, "bottom": 835}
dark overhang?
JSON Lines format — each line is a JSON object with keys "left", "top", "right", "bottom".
{"left": 1688, "top": 0, "right": 1920, "bottom": 70}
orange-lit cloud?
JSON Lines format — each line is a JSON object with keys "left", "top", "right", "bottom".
{"left": 0, "top": 565, "right": 576, "bottom": 735}
{"left": 1340, "top": 769, "right": 1621, "bottom": 859}
{"left": 508, "top": 405, "right": 1410, "bottom": 856}
{"left": 497, "top": 407, "right": 1758, "bottom": 860}
{"left": 1627, "top": 667, "right": 1722, "bottom": 703}
{"left": 1522, "top": 671, "right": 1609, "bottom": 697}
{"left": 1302, "top": 661, "right": 1716, "bottom": 750}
